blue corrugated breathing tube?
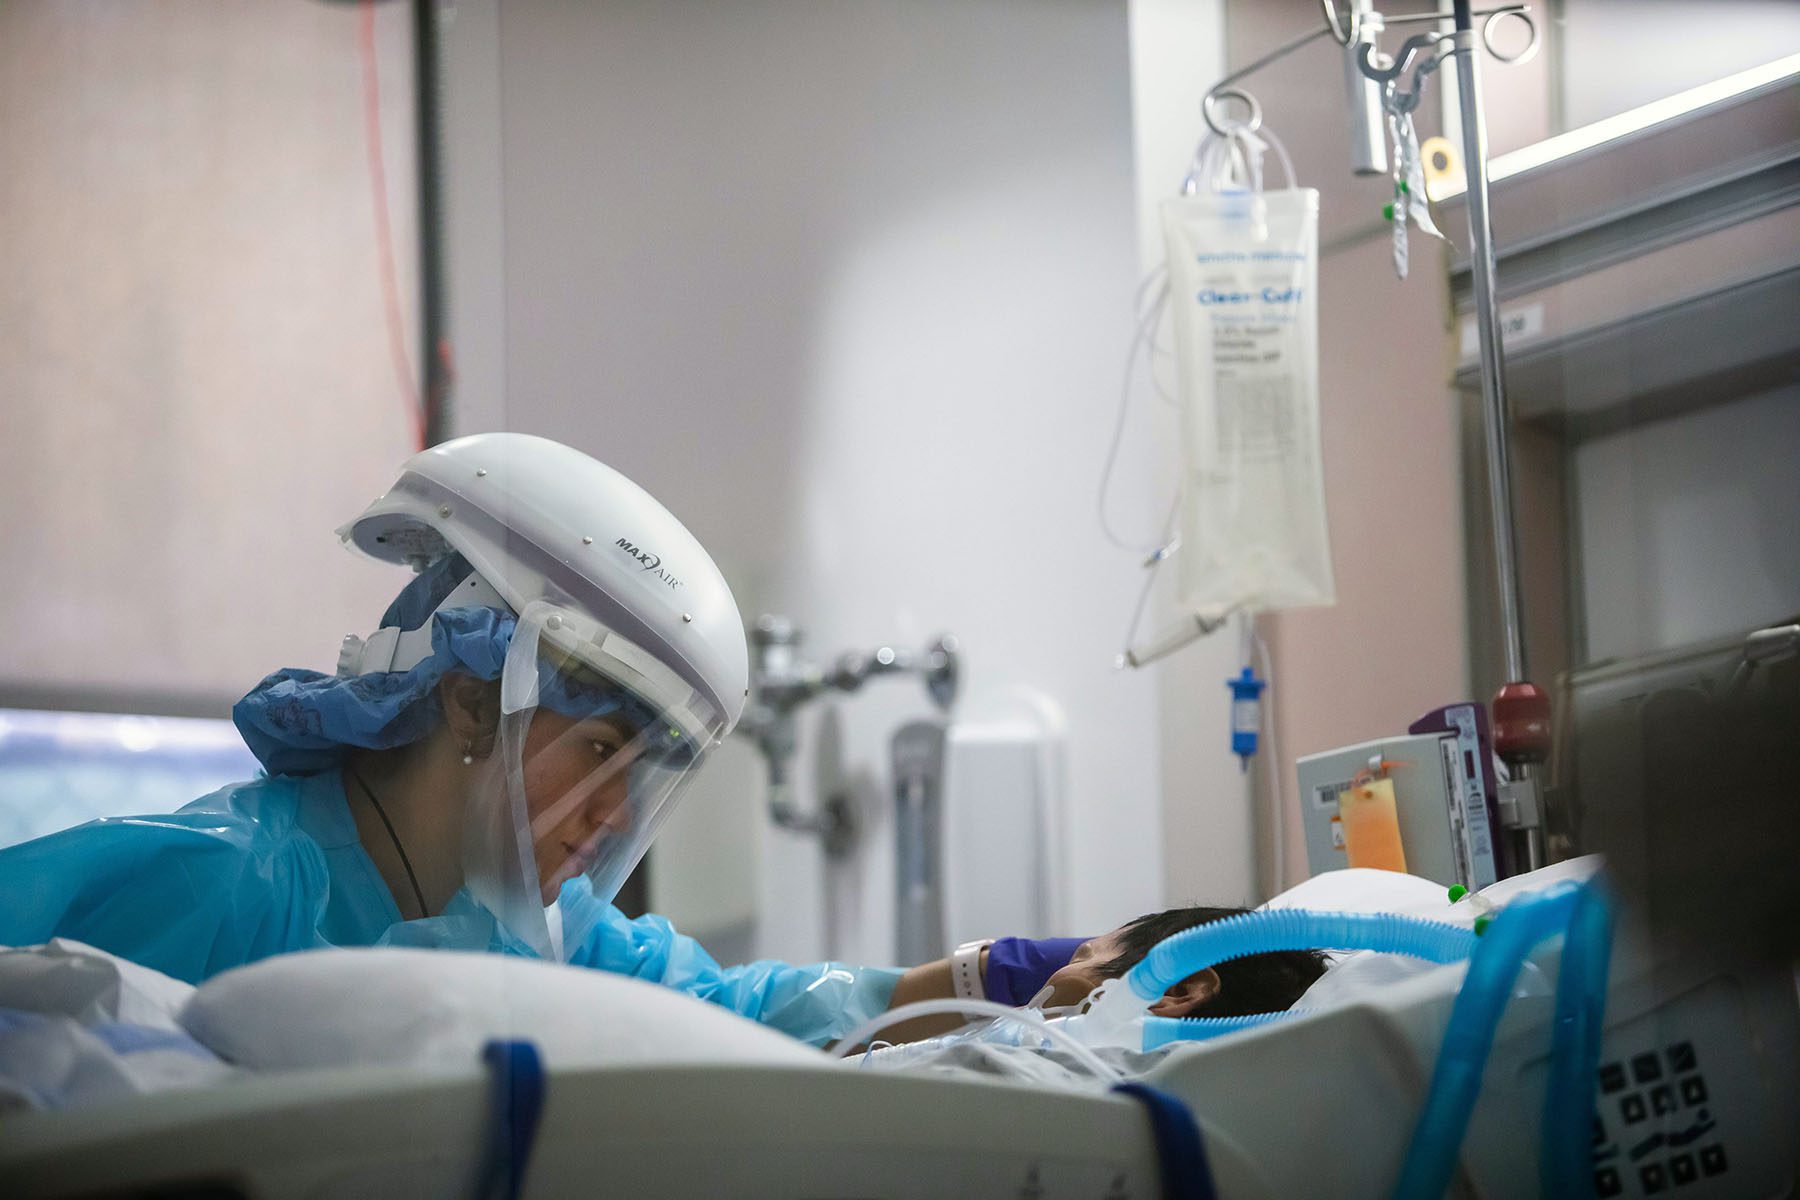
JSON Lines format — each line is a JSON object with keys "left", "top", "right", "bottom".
{"left": 1128, "top": 907, "right": 1478, "bottom": 1054}
{"left": 1392, "top": 877, "right": 1614, "bottom": 1200}
{"left": 1132, "top": 878, "right": 1614, "bottom": 1199}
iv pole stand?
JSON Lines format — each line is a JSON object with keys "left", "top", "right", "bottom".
{"left": 1447, "top": 0, "right": 1551, "bottom": 871}
{"left": 1150, "top": 0, "right": 1553, "bottom": 872}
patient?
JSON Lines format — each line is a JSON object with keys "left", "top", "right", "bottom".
{"left": 881, "top": 906, "right": 1328, "bottom": 1044}
{"left": 1041, "top": 906, "right": 1327, "bottom": 1018}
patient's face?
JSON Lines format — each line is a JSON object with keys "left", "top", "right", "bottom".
{"left": 1040, "top": 924, "right": 1220, "bottom": 1017}
{"left": 1041, "top": 929, "right": 1130, "bottom": 1009}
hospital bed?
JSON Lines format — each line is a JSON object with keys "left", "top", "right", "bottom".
{"left": 2, "top": 864, "right": 1795, "bottom": 1199}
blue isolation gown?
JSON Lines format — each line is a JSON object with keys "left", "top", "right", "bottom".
{"left": 0, "top": 771, "right": 899, "bottom": 1046}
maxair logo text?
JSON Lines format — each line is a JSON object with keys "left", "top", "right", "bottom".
{"left": 615, "top": 538, "right": 683, "bottom": 590}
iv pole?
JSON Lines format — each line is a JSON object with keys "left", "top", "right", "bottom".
{"left": 1152, "top": 0, "right": 1553, "bottom": 869}
{"left": 1443, "top": 0, "right": 1552, "bottom": 871}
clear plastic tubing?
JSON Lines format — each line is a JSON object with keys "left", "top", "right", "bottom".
{"left": 1126, "top": 908, "right": 1479, "bottom": 1002}
{"left": 826, "top": 997, "right": 1124, "bottom": 1082}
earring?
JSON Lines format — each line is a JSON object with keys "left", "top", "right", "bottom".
{"left": 462, "top": 742, "right": 475, "bottom": 766}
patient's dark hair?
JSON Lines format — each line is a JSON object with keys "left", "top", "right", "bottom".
{"left": 1095, "top": 906, "right": 1328, "bottom": 1019}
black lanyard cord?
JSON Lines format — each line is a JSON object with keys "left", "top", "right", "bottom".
{"left": 346, "top": 767, "right": 430, "bottom": 920}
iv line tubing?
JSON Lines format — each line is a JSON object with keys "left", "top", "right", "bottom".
{"left": 1251, "top": 626, "right": 1285, "bottom": 894}
{"left": 1097, "top": 269, "right": 1176, "bottom": 555}
{"left": 829, "top": 998, "right": 1124, "bottom": 1083}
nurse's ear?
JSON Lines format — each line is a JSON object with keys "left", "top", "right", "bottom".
{"left": 439, "top": 673, "right": 501, "bottom": 759}
{"left": 1147, "top": 968, "right": 1221, "bottom": 1018}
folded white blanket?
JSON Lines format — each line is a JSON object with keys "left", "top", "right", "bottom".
{"left": 0, "top": 1008, "right": 235, "bottom": 1113}
{"left": 0, "top": 940, "right": 233, "bottom": 1113}
{"left": 0, "top": 938, "right": 194, "bottom": 1031}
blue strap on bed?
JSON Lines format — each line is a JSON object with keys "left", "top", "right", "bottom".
{"left": 1113, "top": 1081, "right": 1218, "bottom": 1200}
{"left": 477, "top": 1039, "right": 547, "bottom": 1200}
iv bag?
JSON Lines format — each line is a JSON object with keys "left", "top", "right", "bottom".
{"left": 1160, "top": 188, "right": 1335, "bottom": 618}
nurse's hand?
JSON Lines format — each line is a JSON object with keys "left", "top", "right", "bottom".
{"left": 866, "top": 934, "right": 1090, "bottom": 1046}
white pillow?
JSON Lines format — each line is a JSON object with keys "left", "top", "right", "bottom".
{"left": 1260, "top": 868, "right": 1458, "bottom": 922}
{"left": 1262, "top": 857, "right": 1604, "bottom": 927}
{"left": 181, "top": 948, "right": 822, "bottom": 1072}
{"left": 1273, "top": 858, "right": 1605, "bottom": 1011}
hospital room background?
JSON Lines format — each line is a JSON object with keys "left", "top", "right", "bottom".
{"left": 4, "top": 0, "right": 1800, "bottom": 1104}
{"left": 6, "top": 0, "right": 1797, "bottom": 973}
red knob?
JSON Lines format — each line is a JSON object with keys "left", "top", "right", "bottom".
{"left": 1492, "top": 681, "right": 1552, "bottom": 765}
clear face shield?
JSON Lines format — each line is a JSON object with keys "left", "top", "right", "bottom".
{"left": 461, "top": 600, "right": 726, "bottom": 959}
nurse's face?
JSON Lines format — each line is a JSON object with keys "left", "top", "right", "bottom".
{"left": 519, "top": 708, "right": 641, "bottom": 904}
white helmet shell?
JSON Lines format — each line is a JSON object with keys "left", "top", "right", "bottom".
{"left": 338, "top": 433, "right": 749, "bottom": 734}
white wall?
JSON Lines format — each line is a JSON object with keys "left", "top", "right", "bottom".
{"left": 444, "top": 0, "right": 1237, "bottom": 966}
{"left": 1126, "top": 0, "right": 1259, "bottom": 908}
{"left": 0, "top": 1, "right": 421, "bottom": 713}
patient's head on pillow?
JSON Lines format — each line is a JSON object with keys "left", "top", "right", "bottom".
{"left": 1044, "top": 906, "right": 1328, "bottom": 1019}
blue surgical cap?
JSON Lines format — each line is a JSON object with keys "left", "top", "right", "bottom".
{"left": 233, "top": 554, "right": 664, "bottom": 777}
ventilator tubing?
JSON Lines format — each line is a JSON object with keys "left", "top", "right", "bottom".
{"left": 1542, "top": 883, "right": 1614, "bottom": 1197}
{"left": 1142, "top": 1010, "right": 1299, "bottom": 1050}
{"left": 1392, "top": 878, "right": 1614, "bottom": 1200}
{"left": 1065, "top": 909, "right": 1477, "bottom": 1053}
{"left": 1128, "top": 908, "right": 1477, "bottom": 1002}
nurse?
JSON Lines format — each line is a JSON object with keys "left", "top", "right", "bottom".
{"left": 0, "top": 433, "right": 899, "bottom": 1045}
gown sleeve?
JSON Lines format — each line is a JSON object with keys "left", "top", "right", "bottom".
{"left": 555, "top": 877, "right": 902, "bottom": 1046}
{"left": 0, "top": 804, "right": 331, "bottom": 985}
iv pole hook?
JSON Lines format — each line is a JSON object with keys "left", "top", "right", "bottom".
{"left": 1354, "top": 30, "right": 1453, "bottom": 87}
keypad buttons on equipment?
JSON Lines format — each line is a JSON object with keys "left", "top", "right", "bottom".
{"left": 1669, "top": 1154, "right": 1697, "bottom": 1186}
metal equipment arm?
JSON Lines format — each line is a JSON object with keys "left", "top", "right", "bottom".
{"left": 738, "top": 615, "right": 960, "bottom": 858}
{"left": 1200, "top": 2, "right": 1533, "bottom": 136}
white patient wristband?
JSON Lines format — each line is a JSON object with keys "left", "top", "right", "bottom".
{"left": 951, "top": 939, "right": 991, "bottom": 1002}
